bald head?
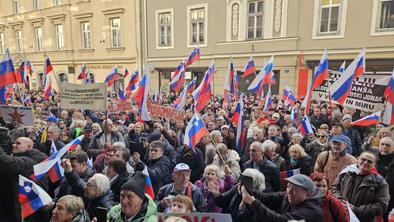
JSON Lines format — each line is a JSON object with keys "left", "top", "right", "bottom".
{"left": 13, "top": 137, "right": 34, "bottom": 154}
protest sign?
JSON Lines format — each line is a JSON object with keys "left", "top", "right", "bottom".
{"left": 311, "top": 70, "right": 390, "bottom": 112}
{"left": 158, "top": 213, "right": 232, "bottom": 222}
{"left": 108, "top": 101, "right": 133, "bottom": 112}
{"left": 147, "top": 102, "right": 185, "bottom": 120}
{"left": 0, "top": 105, "right": 33, "bottom": 126}
{"left": 60, "top": 83, "right": 107, "bottom": 111}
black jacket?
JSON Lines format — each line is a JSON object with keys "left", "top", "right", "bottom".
{"left": 243, "top": 158, "right": 281, "bottom": 192}
{"left": 287, "top": 155, "right": 313, "bottom": 176}
{"left": 85, "top": 191, "right": 115, "bottom": 219}
{"left": 135, "top": 155, "right": 171, "bottom": 195}
{"left": 177, "top": 146, "right": 204, "bottom": 183}
{"left": 36, "top": 139, "right": 65, "bottom": 156}
{"left": 343, "top": 127, "right": 362, "bottom": 156}
{"left": 110, "top": 174, "right": 128, "bottom": 203}
{"left": 239, "top": 191, "right": 323, "bottom": 222}
{"left": 0, "top": 148, "right": 48, "bottom": 222}
{"left": 56, "top": 166, "right": 95, "bottom": 200}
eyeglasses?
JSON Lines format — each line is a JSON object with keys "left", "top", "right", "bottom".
{"left": 318, "top": 135, "right": 326, "bottom": 138}
{"left": 360, "top": 158, "right": 374, "bottom": 164}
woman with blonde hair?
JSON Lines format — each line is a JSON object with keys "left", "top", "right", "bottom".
{"left": 212, "top": 143, "right": 241, "bottom": 180}
{"left": 195, "top": 164, "right": 234, "bottom": 212}
{"left": 169, "top": 195, "right": 195, "bottom": 213}
{"left": 287, "top": 144, "right": 313, "bottom": 175}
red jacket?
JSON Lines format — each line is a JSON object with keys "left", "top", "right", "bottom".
{"left": 323, "top": 191, "right": 349, "bottom": 222}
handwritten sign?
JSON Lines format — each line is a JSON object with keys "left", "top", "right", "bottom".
{"left": 147, "top": 102, "right": 185, "bottom": 120}
{"left": 60, "top": 83, "right": 107, "bottom": 111}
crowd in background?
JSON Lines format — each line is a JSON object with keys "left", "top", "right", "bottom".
{"left": 0, "top": 89, "right": 392, "bottom": 222}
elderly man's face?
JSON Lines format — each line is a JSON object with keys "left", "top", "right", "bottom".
{"left": 84, "top": 180, "right": 99, "bottom": 199}
{"left": 51, "top": 200, "right": 75, "bottom": 222}
{"left": 47, "top": 129, "right": 59, "bottom": 141}
{"left": 379, "top": 138, "right": 393, "bottom": 155}
{"left": 286, "top": 183, "right": 309, "bottom": 206}
{"left": 172, "top": 171, "right": 190, "bottom": 189}
{"left": 120, "top": 190, "right": 144, "bottom": 218}
{"left": 331, "top": 141, "right": 346, "bottom": 154}
{"left": 249, "top": 144, "right": 264, "bottom": 162}
{"left": 358, "top": 152, "right": 376, "bottom": 174}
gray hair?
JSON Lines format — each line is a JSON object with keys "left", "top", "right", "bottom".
{"left": 203, "top": 164, "right": 220, "bottom": 178}
{"left": 262, "top": 140, "right": 277, "bottom": 152}
{"left": 57, "top": 195, "right": 85, "bottom": 216}
{"left": 113, "top": 141, "right": 126, "bottom": 150}
{"left": 47, "top": 125, "right": 60, "bottom": 134}
{"left": 288, "top": 127, "right": 297, "bottom": 133}
{"left": 292, "top": 133, "right": 303, "bottom": 140}
{"left": 250, "top": 141, "right": 264, "bottom": 152}
{"left": 210, "top": 130, "right": 222, "bottom": 139}
{"left": 88, "top": 173, "right": 110, "bottom": 196}
{"left": 242, "top": 168, "right": 266, "bottom": 192}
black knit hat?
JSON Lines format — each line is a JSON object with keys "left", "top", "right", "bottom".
{"left": 121, "top": 172, "right": 146, "bottom": 198}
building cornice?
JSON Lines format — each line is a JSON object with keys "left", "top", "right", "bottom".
{"left": 73, "top": 12, "right": 94, "bottom": 20}
{"left": 102, "top": 8, "right": 125, "bottom": 15}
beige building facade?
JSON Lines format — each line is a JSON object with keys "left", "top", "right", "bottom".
{"left": 143, "top": 0, "right": 394, "bottom": 96}
{"left": 0, "top": 0, "right": 141, "bottom": 90}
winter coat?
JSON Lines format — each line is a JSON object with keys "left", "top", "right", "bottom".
{"left": 124, "top": 130, "right": 145, "bottom": 158}
{"left": 343, "top": 127, "right": 362, "bottom": 156}
{"left": 56, "top": 166, "right": 95, "bottom": 200}
{"left": 156, "top": 182, "right": 206, "bottom": 212}
{"left": 287, "top": 155, "right": 313, "bottom": 176}
{"left": 195, "top": 175, "right": 234, "bottom": 212}
{"left": 88, "top": 131, "right": 125, "bottom": 159}
{"left": 385, "top": 159, "right": 394, "bottom": 217}
{"left": 238, "top": 190, "right": 324, "bottom": 222}
{"left": 86, "top": 191, "right": 115, "bottom": 219}
{"left": 177, "top": 146, "right": 205, "bottom": 183}
{"left": 0, "top": 148, "right": 48, "bottom": 222}
{"left": 243, "top": 158, "right": 282, "bottom": 192}
{"left": 331, "top": 169, "right": 390, "bottom": 222}
{"left": 135, "top": 155, "right": 171, "bottom": 195}
{"left": 215, "top": 185, "right": 243, "bottom": 221}
{"left": 321, "top": 191, "right": 349, "bottom": 222}
{"left": 110, "top": 174, "right": 129, "bottom": 203}
{"left": 107, "top": 194, "right": 158, "bottom": 222}
{"left": 36, "top": 139, "right": 65, "bottom": 156}
{"left": 212, "top": 149, "right": 241, "bottom": 181}
{"left": 305, "top": 140, "right": 330, "bottom": 165}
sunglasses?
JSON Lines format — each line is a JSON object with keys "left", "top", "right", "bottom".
{"left": 360, "top": 158, "right": 374, "bottom": 164}
{"left": 318, "top": 135, "right": 326, "bottom": 138}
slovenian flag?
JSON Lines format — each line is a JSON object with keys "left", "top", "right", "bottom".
{"left": 142, "top": 166, "right": 155, "bottom": 199}
{"left": 299, "top": 116, "right": 313, "bottom": 135}
{"left": 0, "top": 49, "right": 17, "bottom": 88}
{"left": 185, "top": 48, "right": 200, "bottom": 67}
{"left": 47, "top": 141, "right": 64, "bottom": 183}
{"left": 33, "top": 136, "right": 84, "bottom": 180}
{"left": 184, "top": 112, "right": 209, "bottom": 151}
{"left": 18, "top": 175, "right": 52, "bottom": 219}
{"left": 242, "top": 56, "right": 256, "bottom": 77}
{"left": 351, "top": 112, "right": 381, "bottom": 126}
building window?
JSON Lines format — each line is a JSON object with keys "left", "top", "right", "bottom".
{"left": 378, "top": 0, "right": 394, "bottom": 30}
{"left": 110, "top": 18, "right": 121, "bottom": 47}
{"left": 15, "top": 30, "right": 22, "bottom": 53}
{"left": 81, "top": 22, "right": 91, "bottom": 49}
{"left": 319, "top": 0, "right": 341, "bottom": 34}
{"left": 0, "top": 33, "right": 4, "bottom": 54}
{"left": 55, "top": 24, "right": 64, "bottom": 50}
{"left": 54, "top": 0, "right": 61, "bottom": 6}
{"left": 13, "top": 0, "right": 20, "bottom": 14}
{"left": 33, "top": 0, "right": 40, "bottom": 10}
{"left": 190, "top": 7, "right": 206, "bottom": 44}
{"left": 35, "top": 27, "right": 43, "bottom": 52}
{"left": 247, "top": 0, "right": 264, "bottom": 39}
{"left": 58, "top": 73, "right": 68, "bottom": 83}
{"left": 158, "top": 12, "right": 172, "bottom": 47}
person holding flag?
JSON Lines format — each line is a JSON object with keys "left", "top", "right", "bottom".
{"left": 0, "top": 137, "right": 48, "bottom": 222}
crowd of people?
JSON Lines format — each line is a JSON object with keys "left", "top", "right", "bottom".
{"left": 0, "top": 89, "right": 393, "bottom": 222}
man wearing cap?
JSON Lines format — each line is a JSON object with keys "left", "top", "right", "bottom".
{"left": 341, "top": 114, "right": 362, "bottom": 156}
{"left": 47, "top": 116, "right": 58, "bottom": 127}
{"left": 238, "top": 174, "right": 323, "bottom": 221}
{"left": 314, "top": 135, "right": 357, "bottom": 187}
{"left": 107, "top": 172, "right": 158, "bottom": 222}
{"left": 156, "top": 163, "right": 206, "bottom": 213}
{"left": 79, "top": 124, "right": 94, "bottom": 152}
